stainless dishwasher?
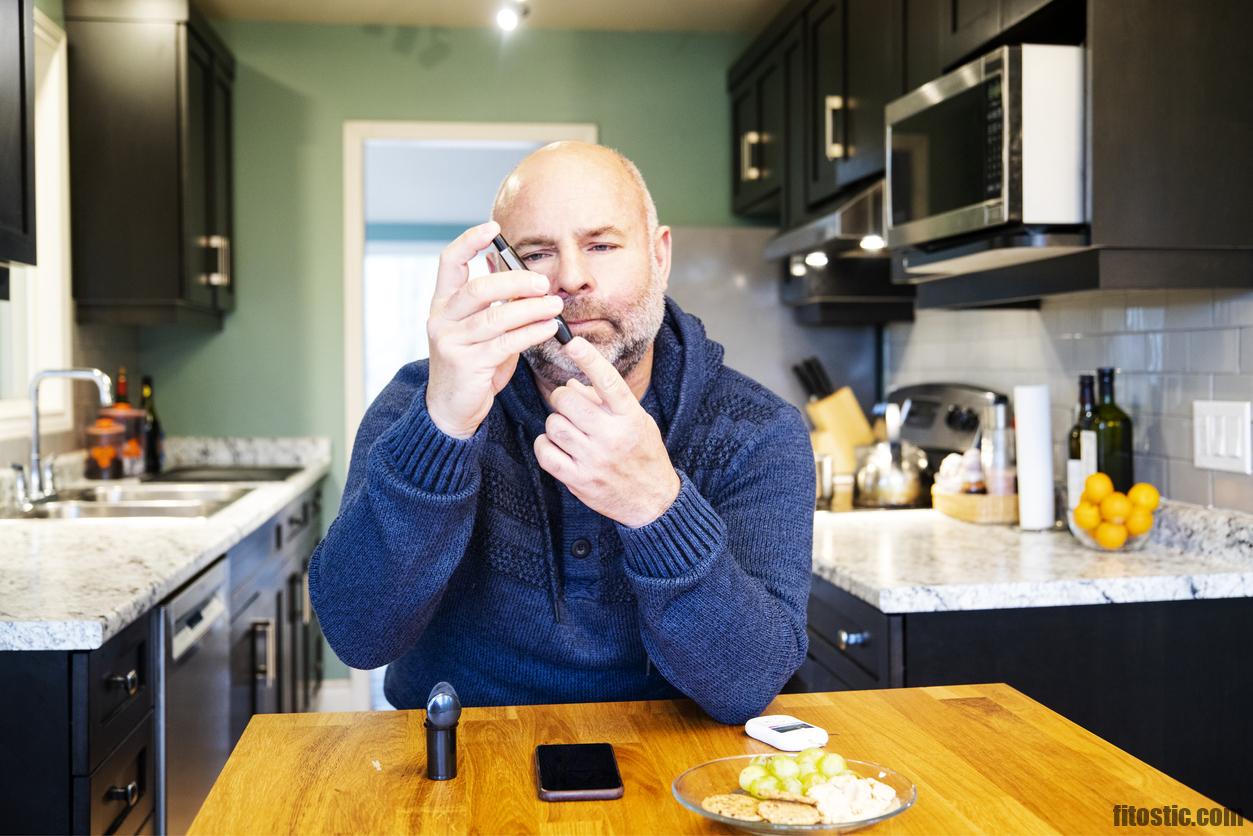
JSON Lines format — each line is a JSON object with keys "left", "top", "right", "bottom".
{"left": 156, "top": 557, "right": 231, "bottom": 835}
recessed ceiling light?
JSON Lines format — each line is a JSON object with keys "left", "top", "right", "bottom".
{"left": 789, "top": 256, "right": 807, "bottom": 277}
{"left": 859, "top": 234, "right": 886, "bottom": 251}
{"left": 496, "top": 2, "right": 529, "bottom": 32}
{"left": 803, "top": 250, "right": 829, "bottom": 269}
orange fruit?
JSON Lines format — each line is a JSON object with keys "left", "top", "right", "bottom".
{"left": 1099, "top": 492, "right": 1133, "bottom": 524}
{"left": 1094, "top": 522, "right": 1129, "bottom": 550}
{"left": 1128, "top": 483, "right": 1161, "bottom": 512}
{"left": 1126, "top": 506, "right": 1154, "bottom": 537}
{"left": 1083, "top": 472, "right": 1115, "bottom": 505}
{"left": 1073, "top": 501, "right": 1102, "bottom": 531}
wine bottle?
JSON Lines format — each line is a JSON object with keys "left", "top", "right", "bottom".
{"left": 1094, "top": 367, "right": 1134, "bottom": 492}
{"left": 1066, "top": 375, "right": 1096, "bottom": 508}
{"left": 115, "top": 366, "right": 131, "bottom": 406}
{"left": 140, "top": 375, "right": 164, "bottom": 475}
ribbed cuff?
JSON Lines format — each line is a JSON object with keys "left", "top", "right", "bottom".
{"left": 382, "top": 386, "right": 485, "bottom": 494}
{"left": 617, "top": 471, "right": 725, "bottom": 579}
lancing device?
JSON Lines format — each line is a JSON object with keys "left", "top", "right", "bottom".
{"left": 490, "top": 233, "right": 573, "bottom": 345}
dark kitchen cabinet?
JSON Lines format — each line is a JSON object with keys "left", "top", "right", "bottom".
{"left": 66, "top": 0, "right": 235, "bottom": 328}
{"left": 730, "top": 35, "right": 788, "bottom": 217}
{"left": 937, "top": 0, "right": 1001, "bottom": 69}
{"left": 794, "top": 574, "right": 1253, "bottom": 813}
{"left": 0, "top": 0, "right": 36, "bottom": 272}
{"left": 0, "top": 614, "right": 157, "bottom": 835}
{"left": 804, "top": 0, "right": 903, "bottom": 210}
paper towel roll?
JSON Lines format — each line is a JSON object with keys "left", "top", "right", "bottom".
{"left": 1013, "top": 384, "right": 1055, "bottom": 530}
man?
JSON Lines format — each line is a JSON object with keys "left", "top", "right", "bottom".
{"left": 310, "top": 142, "right": 814, "bottom": 724}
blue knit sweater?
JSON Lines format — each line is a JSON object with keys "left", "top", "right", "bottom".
{"left": 310, "top": 298, "right": 814, "bottom": 724}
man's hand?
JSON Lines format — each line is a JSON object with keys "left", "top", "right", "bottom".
{"left": 426, "top": 221, "right": 564, "bottom": 439}
{"left": 533, "top": 337, "right": 681, "bottom": 527}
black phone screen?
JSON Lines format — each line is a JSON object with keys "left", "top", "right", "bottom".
{"left": 535, "top": 743, "right": 623, "bottom": 792}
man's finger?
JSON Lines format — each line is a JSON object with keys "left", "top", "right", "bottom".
{"left": 566, "top": 378, "right": 604, "bottom": 405}
{"left": 534, "top": 434, "right": 575, "bottom": 481}
{"left": 544, "top": 413, "right": 590, "bottom": 460}
{"left": 550, "top": 383, "right": 609, "bottom": 435}
{"left": 443, "top": 274, "right": 558, "bottom": 325}
{"left": 433, "top": 221, "right": 500, "bottom": 301}
{"left": 561, "top": 337, "right": 637, "bottom": 413}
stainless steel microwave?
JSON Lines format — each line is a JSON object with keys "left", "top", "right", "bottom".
{"left": 885, "top": 45, "right": 1085, "bottom": 253}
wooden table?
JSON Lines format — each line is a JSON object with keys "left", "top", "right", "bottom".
{"left": 191, "top": 684, "right": 1240, "bottom": 834}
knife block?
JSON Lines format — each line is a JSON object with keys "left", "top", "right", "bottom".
{"left": 806, "top": 387, "right": 874, "bottom": 474}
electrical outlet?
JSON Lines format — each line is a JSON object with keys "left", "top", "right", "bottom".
{"left": 1193, "top": 400, "right": 1253, "bottom": 474}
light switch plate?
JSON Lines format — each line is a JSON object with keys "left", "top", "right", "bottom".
{"left": 1193, "top": 400, "right": 1253, "bottom": 474}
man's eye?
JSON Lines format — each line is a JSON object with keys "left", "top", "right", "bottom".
{"left": 589, "top": 244, "right": 618, "bottom": 252}
{"left": 522, "top": 252, "right": 549, "bottom": 263}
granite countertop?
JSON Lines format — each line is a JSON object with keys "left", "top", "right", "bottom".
{"left": 813, "top": 501, "right": 1253, "bottom": 613}
{"left": 0, "top": 437, "right": 332, "bottom": 652}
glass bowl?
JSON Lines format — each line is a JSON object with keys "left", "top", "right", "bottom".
{"left": 1066, "top": 511, "right": 1151, "bottom": 552}
{"left": 672, "top": 755, "right": 917, "bottom": 834}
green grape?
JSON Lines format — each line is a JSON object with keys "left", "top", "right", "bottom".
{"left": 817, "top": 753, "right": 847, "bottom": 777}
{"left": 781, "top": 777, "right": 803, "bottom": 795}
{"left": 801, "top": 772, "right": 827, "bottom": 792}
{"left": 738, "top": 765, "right": 768, "bottom": 793}
{"left": 797, "top": 759, "right": 818, "bottom": 778}
{"left": 796, "top": 747, "right": 825, "bottom": 765}
{"left": 749, "top": 776, "right": 781, "bottom": 799}
{"left": 768, "top": 755, "right": 800, "bottom": 780}
{"left": 750, "top": 754, "right": 771, "bottom": 767}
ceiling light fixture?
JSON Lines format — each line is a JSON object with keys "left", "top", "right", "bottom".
{"left": 789, "top": 256, "right": 807, "bottom": 277}
{"left": 859, "top": 234, "right": 886, "bottom": 252}
{"left": 803, "top": 250, "right": 829, "bottom": 269}
{"left": 496, "top": 1, "right": 529, "bottom": 32}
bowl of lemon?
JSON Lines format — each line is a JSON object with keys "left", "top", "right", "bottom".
{"left": 1068, "top": 472, "right": 1160, "bottom": 551}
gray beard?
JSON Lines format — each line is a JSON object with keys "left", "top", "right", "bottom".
{"left": 523, "top": 270, "right": 666, "bottom": 390}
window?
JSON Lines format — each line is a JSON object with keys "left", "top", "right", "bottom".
{"left": 0, "top": 10, "right": 72, "bottom": 439}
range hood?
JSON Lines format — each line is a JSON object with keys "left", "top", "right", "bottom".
{"left": 764, "top": 179, "right": 886, "bottom": 261}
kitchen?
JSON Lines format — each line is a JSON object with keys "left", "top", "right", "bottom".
{"left": 0, "top": 0, "right": 1250, "bottom": 833}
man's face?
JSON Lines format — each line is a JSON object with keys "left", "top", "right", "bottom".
{"left": 492, "top": 149, "right": 669, "bottom": 388}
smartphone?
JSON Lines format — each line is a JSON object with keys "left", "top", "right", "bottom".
{"left": 534, "top": 743, "right": 624, "bottom": 802}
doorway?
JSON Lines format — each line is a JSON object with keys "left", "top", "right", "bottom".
{"left": 339, "top": 120, "right": 597, "bottom": 709}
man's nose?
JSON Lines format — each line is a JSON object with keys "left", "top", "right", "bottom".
{"left": 551, "top": 247, "right": 595, "bottom": 298}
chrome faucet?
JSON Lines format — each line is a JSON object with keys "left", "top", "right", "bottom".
{"left": 18, "top": 368, "right": 113, "bottom": 504}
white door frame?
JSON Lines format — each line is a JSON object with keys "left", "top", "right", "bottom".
{"left": 340, "top": 120, "right": 597, "bottom": 709}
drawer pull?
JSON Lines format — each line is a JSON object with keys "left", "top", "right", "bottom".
{"left": 107, "top": 780, "right": 140, "bottom": 808}
{"left": 836, "top": 629, "right": 869, "bottom": 650}
{"left": 108, "top": 669, "right": 140, "bottom": 697}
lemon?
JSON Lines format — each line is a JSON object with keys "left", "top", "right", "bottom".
{"left": 1073, "top": 501, "right": 1101, "bottom": 531}
{"left": 1128, "top": 482, "right": 1161, "bottom": 512}
{"left": 1094, "top": 522, "right": 1129, "bottom": 550}
{"left": 1126, "top": 506, "right": 1154, "bottom": 537}
{"left": 1099, "top": 492, "right": 1132, "bottom": 524}
{"left": 1083, "top": 472, "right": 1115, "bottom": 505}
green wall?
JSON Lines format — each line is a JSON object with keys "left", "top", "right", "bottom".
{"left": 34, "top": 0, "right": 64, "bottom": 26}
{"left": 140, "top": 21, "right": 749, "bottom": 531}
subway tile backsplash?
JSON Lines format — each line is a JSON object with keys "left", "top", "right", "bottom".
{"left": 885, "top": 288, "right": 1253, "bottom": 513}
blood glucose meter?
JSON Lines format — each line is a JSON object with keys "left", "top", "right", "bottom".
{"left": 744, "top": 715, "right": 830, "bottom": 751}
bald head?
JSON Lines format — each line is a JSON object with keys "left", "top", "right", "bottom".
{"left": 491, "top": 141, "right": 658, "bottom": 241}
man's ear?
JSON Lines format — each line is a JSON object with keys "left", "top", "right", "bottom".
{"left": 654, "top": 225, "right": 672, "bottom": 291}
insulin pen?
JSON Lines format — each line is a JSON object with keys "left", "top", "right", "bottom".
{"left": 490, "top": 233, "right": 573, "bottom": 345}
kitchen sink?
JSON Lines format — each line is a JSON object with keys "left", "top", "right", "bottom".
{"left": 62, "top": 485, "right": 253, "bottom": 504}
{"left": 142, "top": 466, "right": 300, "bottom": 483}
{"left": 21, "top": 485, "right": 255, "bottom": 519}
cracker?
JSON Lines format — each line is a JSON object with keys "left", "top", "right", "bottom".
{"left": 758, "top": 800, "right": 823, "bottom": 825}
{"left": 701, "top": 793, "right": 763, "bottom": 822}
{"left": 755, "top": 788, "right": 817, "bottom": 805}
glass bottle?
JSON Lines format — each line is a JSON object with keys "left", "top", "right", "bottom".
{"left": 1094, "top": 367, "right": 1134, "bottom": 492}
{"left": 1066, "top": 375, "right": 1096, "bottom": 507}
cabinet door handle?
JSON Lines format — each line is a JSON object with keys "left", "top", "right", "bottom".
{"left": 107, "top": 780, "right": 140, "bottom": 808}
{"left": 197, "top": 235, "right": 231, "bottom": 287}
{"left": 824, "top": 95, "right": 845, "bottom": 161}
{"left": 740, "top": 131, "right": 762, "bottom": 182}
{"left": 252, "top": 618, "right": 276, "bottom": 687}
{"left": 302, "top": 571, "right": 312, "bottom": 626}
{"left": 836, "top": 629, "right": 869, "bottom": 650}
{"left": 108, "top": 669, "right": 140, "bottom": 697}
